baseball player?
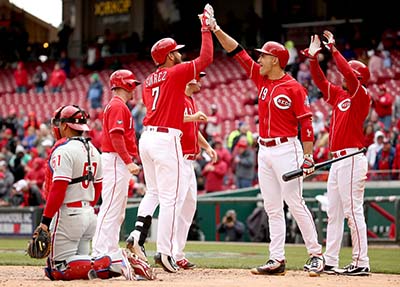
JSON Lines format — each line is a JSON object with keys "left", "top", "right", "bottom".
{"left": 208, "top": 7, "right": 325, "bottom": 277}
{"left": 174, "top": 72, "right": 217, "bottom": 269}
{"left": 125, "top": 4, "right": 214, "bottom": 273}
{"left": 92, "top": 70, "right": 141, "bottom": 256}
{"left": 39, "top": 105, "right": 152, "bottom": 281}
{"left": 302, "top": 30, "right": 370, "bottom": 276}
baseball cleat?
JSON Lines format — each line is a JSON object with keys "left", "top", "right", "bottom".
{"left": 306, "top": 255, "right": 325, "bottom": 277}
{"left": 126, "top": 235, "right": 148, "bottom": 262}
{"left": 125, "top": 249, "right": 156, "bottom": 280}
{"left": 176, "top": 258, "right": 196, "bottom": 270}
{"left": 250, "top": 259, "right": 286, "bottom": 276}
{"left": 154, "top": 252, "right": 179, "bottom": 273}
{"left": 120, "top": 249, "right": 136, "bottom": 281}
{"left": 304, "top": 263, "right": 337, "bottom": 275}
{"left": 335, "top": 264, "right": 370, "bottom": 276}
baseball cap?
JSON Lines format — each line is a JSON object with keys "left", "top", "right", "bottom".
{"left": 236, "top": 138, "right": 248, "bottom": 148}
{"left": 13, "top": 179, "right": 28, "bottom": 192}
{"left": 15, "top": 145, "right": 25, "bottom": 154}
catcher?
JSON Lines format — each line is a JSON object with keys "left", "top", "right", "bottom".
{"left": 27, "top": 104, "right": 154, "bottom": 281}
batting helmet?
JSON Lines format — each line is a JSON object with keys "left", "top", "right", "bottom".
{"left": 52, "top": 105, "right": 90, "bottom": 140}
{"left": 348, "top": 60, "right": 370, "bottom": 85}
{"left": 151, "top": 38, "right": 185, "bottom": 66}
{"left": 110, "top": 69, "right": 140, "bottom": 92}
{"left": 255, "top": 41, "right": 289, "bottom": 69}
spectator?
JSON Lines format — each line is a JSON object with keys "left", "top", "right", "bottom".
{"left": 217, "top": 209, "right": 245, "bottom": 241}
{"left": 373, "top": 138, "right": 395, "bottom": 180}
{"left": 32, "top": 65, "right": 47, "bottom": 94}
{"left": 363, "top": 122, "right": 375, "bottom": 148}
{"left": 367, "top": 49, "right": 383, "bottom": 75}
{"left": 372, "top": 85, "right": 394, "bottom": 131}
{"left": 23, "top": 111, "right": 41, "bottom": 135}
{"left": 131, "top": 99, "right": 146, "bottom": 140}
{"left": 202, "top": 150, "right": 228, "bottom": 193}
{"left": 296, "top": 62, "right": 311, "bottom": 86}
{"left": 0, "top": 160, "right": 14, "bottom": 204}
{"left": 9, "top": 145, "right": 31, "bottom": 181}
{"left": 232, "top": 137, "right": 256, "bottom": 188}
{"left": 48, "top": 63, "right": 67, "bottom": 94}
{"left": 366, "top": 130, "right": 385, "bottom": 169}
{"left": 21, "top": 126, "right": 38, "bottom": 150}
{"left": 87, "top": 73, "right": 104, "bottom": 111}
{"left": 227, "top": 121, "right": 253, "bottom": 152}
{"left": 204, "top": 104, "right": 222, "bottom": 141}
{"left": 8, "top": 179, "right": 43, "bottom": 207}
{"left": 13, "top": 61, "right": 28, "bottom": 94}
{"left": 58, "top": 50, "right": 71, "bottom": 78}
{"left": 392, "top": 135, "right": 400, "bottom": 180}
{"left": 25, "top": 157, "right": 46, "bottom": 191}
{"left": 342, "top": 42, "right": 357, "bottom": 61}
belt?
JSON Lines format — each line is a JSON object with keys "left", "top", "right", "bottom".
{"left": 145, "top": 126, "right": 169, "bottom": 133}
{"left": 184, "top": 154, "right": 197, "bottom": 160}
{"left": 332, "top": 150, "right": 347, "bottom": 159}
{"left": 331, "top": 148, "right": 361, "bottom": 159}
{"left": 144, "top": 126, "right": 182, "bottom": 137}
{"left": 259, "top": 137, "right": 288, "bottom": 148}
{"left": 66, "top": 201, "right": 90, "bottom": 208}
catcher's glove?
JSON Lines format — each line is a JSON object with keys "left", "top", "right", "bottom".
{"left": 27, "top": 225, "right": 51, "bottom": 259}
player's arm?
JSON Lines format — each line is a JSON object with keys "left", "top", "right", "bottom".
{"left": 323, "top": 30, "right": 359, "bottom": 93}
{"left": 41, "top": 180, "right": 69, "bottom": 228}
{"left": 213, "top": 28, "right": 239, "bottom": 53}
{"left": 110, "top": 131, "right": 140, "bottom": 174}
{"left": 184, "top": 111, "right": 208, "bottom": 122}
{"left": 198, "top": 131, "right": 217, "bottom": 163}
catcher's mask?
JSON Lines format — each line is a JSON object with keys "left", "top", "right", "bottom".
{"left": 51, "top": 105, "right": 90, "bottom": 140}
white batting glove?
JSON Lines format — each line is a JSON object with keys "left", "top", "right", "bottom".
{"left": 198, "top": 3, "right": 214, "bottom": 31}
{"left": 300, "top": 35, "right": 321, "bottom": 59}
{"left": 322, "top": 30, "right": 335, "bottom": 52}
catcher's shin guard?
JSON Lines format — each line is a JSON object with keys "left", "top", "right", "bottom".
{"left": 45, "top": 255, "right": 112, "bottom": 280}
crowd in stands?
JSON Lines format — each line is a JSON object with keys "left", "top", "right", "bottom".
{"left": 1, "top": 26, "right": 400, "bottom": 208}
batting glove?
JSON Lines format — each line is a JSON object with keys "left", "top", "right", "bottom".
{"left": 302, "top": 35, "right": 321, "bottom": 59}
{"left": 322, "top": 30, "right": 335, "bottom": 52}
{"left": 302, "top": 154, "right": 315, "bottom": 178}
{"left": 198, "top": 3, "right": 214, "bottom": 32}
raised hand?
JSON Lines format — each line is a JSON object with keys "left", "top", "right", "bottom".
{"left": 322, "top": 30, "right": 335, "bottom": 52}
{"left": 198, "top": 3, "right": 214, "bottom": 31}
{"left": 300, "top": 35, "right": 321, "bottom": 59}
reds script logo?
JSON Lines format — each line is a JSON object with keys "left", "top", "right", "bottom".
{"left": 338, "top": 99, "right": 351, "bottom": 112}
{"left": 273, "top": 95, "right": 291, "bottom": 110}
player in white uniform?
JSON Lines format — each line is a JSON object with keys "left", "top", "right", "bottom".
{"left": 36, "top": 105, "right": 153, "bottom": 281}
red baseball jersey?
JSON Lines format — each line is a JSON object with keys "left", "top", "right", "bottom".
{"left": 234, "top": 50, "right": 312, "bottom": 139}
{"left": 309, "top": 52, "right": 370, "bottom": 151}
{"left": 181, "top": 96, "right": 200, "bottom": 155}
{"left": 142, "top": 31, "right": 213, "bottom": 130}
{"left": 101, "top": 96, "right": 138, "bottom": 157}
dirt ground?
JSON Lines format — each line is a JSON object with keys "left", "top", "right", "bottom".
{"left": 1, "top": 266, "right": 400, "bottom": 287}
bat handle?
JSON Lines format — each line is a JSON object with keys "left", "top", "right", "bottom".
{"left": 282, "top": 168, "right": 303, "bottom": 182}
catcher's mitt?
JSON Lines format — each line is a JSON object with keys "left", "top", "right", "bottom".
{"left": 27, "top": 226, "right": 51, "bottom": 259}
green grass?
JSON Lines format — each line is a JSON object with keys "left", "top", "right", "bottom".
{"left": 1, "top": 239, "right": 399, "bottom": 274}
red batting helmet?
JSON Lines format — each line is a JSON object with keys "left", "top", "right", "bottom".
{"left": 110, "top": 69, "right": 140, "bottom": 92}
{"left": 255, "top": 41, "right": 289, "bottom": 68}
{"left": 151, "top": 38, "right": 185, "bottom": 66}
{"left": 348, "top": 60, "right": 370, "bottom": 85}
{"left": 52, "top": 105, "right": 90, "bottom": 140}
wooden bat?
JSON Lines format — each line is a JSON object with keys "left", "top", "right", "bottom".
{"left": 282, "top": 147, "right": 367, "bottom": 182}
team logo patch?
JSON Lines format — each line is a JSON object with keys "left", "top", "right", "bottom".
{"left": 273, "top": 94, "right": 291, "bottom": 110}
{"left": 338, "top": 99, "right": 351, "bottom": 112}
{"left": 117, "top": 120, "right": 123, "bottom": 124}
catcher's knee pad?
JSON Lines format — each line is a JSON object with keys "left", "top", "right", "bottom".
{"left": 45, "top": 255, "right": 112, "bottom": 280}
{"left": 136, "top": 215, "right": 152, "bottom": 245}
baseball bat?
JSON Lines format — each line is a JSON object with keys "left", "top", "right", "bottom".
{"left": 282, "top": 147, "right": 367, "bottom": 182}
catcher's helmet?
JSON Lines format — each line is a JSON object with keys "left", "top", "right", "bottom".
{"left": 255, "top": 41, "right": 289, "bottom": 69}
{"left": 151, "top": 38, "right": 185, "bottom": 66}
{"left": 52, "top": 105, "right": 90, "bottom": 140}
{"left": 110, "top": 69, "right": 140, "bottom": 92}
{"left": 348, "top": 60, "right": 370, "bottom": 85}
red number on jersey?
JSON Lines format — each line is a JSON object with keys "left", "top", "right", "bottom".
{"left": 81, "top": 162, "right": 98, "bottom": 189}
